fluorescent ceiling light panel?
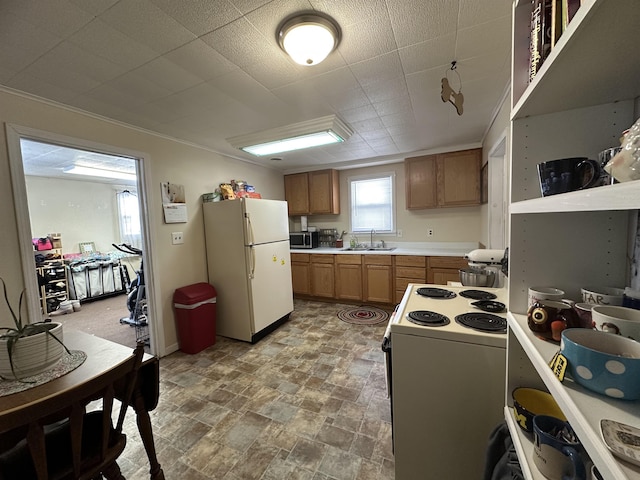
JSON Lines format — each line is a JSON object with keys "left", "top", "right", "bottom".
{"left": 63, "top": 165, "right": 136, "bottom": 181}
{"left": 228, "top": 115, "right": 352, "bottom": 156}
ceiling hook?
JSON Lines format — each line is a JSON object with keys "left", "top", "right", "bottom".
{"left": 450, "top": 60, "right": 457, "bottom": 70}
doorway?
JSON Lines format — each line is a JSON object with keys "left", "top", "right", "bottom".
{"left": 488, "top": 131, "right": 509, "bottom": 250}
{"left": 5, "top": 125, "right": 158, "bottom": 354}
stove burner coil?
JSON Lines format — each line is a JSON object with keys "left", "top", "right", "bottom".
{"left": 455, "top": 313, "right": 507, "bottom": 333}
{"left": 459, "top": 290, "right": 497, "bottom": 300}
{"left": 407, "top": 310, "right": 450, "bottom": 327}
{"left": 416, "top": 287, "right": 457, "bottom": 299}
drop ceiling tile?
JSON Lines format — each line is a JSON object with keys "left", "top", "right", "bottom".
{"left": 164, "top": 40, "right": 239, "bottom": 81}
{"left": 245, "top": 0, "right": 313, "bottom": 35}
{"left": 373, "top": 95, "right": 413, "bottom": 117}
{"left": 350, "top": 51, "right": 404, "bottom": 87}
{"left": 241, "top": 55, "right": 304, "bottom": 89}
{"left": 133, "top": 56, "right": 203, "bottom": 93}
{"left": 270, "top": 83, "right": 331, "bottom": 119}
{"left": 349, "top": 117, "right": 385, "bottom": 133}
{"left": 21, "top": 57, "right": 101, "bottom": 95}
{"left": 201, "top": 17, "right": 272, "bottom": 68}
{"left": 306, "top": 67, "right": 360, "bottom": 95}
{"left": 338, "top": 104, "right": 378, "bottom": 124}
{"left": 108, "top": 72, "right": 174, "bottom": 105}
{"left": 310, "top": 0, "right": 386, "bottom": 27}
{"left": 1, "top": 0, "right": 93, "bottom": 37}
{"left": 38, "top": 41, "right": 126, "bottom": 84}
{"left": 150, "top": 0, "right": 242, "bottom": 36}
{"left": 338, "top": 12, "right": 397, "bottom": 64}
{"left": 365, "top": 136, "right": 395, "bottom": 148}
{"left": 359, "top": 129, "right": 393, "bottom": 142}
{"left": 387, "top": 0, "right": 458, "bottom": 48}
{"left": 0, "top": 12, "right": 62, "bottom": 70}
{"left": 398, "top": 34, "right": 456, "bottom": 75}
{"left": 459, "top": 0, "right": 512, "bottom": 29}
{"left": 208, "top": 70, "right": 291, "bottom": 120}
{"left": 68, "top": 0, "right": 119, "bottom": 16}
{"left": 68, "top": 19, "right": 158, "bottom": 70}
{"left": 456, "top": 16, "right": 511, "bottom": 64}
{"left": 362, "top": 76, "right": 409, "bottom": 104}
{"left": 230, "top": 0, "right": 272, "bottom": 14}
{"left": 99, "top": 0, "right": 196, "bottom": 55}
{"left": 164, "top": 82, "right": 235, "bottom": 112}
{"left": 6, "top": 72, "right": 77, "bottom": 104}
{"left": 381, "top": 112, "right": 415, "bottom": 128}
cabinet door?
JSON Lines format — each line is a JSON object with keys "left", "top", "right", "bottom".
{"left": 291, "top": 262, "right": 310, "bottom": 295}
{"left": 427, "top": 256, "right": 468, "bottom": 284}
{"left": 309, "top": 170, "right": 339, "bottom": 214}
{"left": 335, "top": 263, "right": 362, "bottom": 301}
{"left": 436, "top": 149, "right": 481, "bottom": 207}
{"left": 284, "top": 173, "right": 310, "bottom": 216}
{"left": 310, "top": 262, "right": 335, "bottom": 298}
{"left": 405, "top": 155, "right": 437, "bottom": 209}
{"left": 363, "top": 264, "right": 393, "bottom": 304}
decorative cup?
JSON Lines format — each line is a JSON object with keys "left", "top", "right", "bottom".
{"left": 527, "top": 300, "right": 581, "bottom": 342}
{"left": 528, "top": 287, "right": 565, "bottom": 308}
{"left": 533, "top": 415, "right": 586, "bottom": 480}
{"left": 581, "top": 287, "right": 624, "bottom": 306}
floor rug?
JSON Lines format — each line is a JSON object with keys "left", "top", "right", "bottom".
{"left": 337, "top": 306, "right": 390, "bottom": 325}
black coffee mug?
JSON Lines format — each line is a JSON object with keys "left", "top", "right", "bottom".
{"left": 537, "top": 158, "right": 601, "bottom": 196}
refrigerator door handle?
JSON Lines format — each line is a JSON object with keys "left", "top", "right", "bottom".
{"left": 249, "top": 246, "right": 255, "bottom": 279}
{"left": 244, "top": 213, "right": 254, "bottom": 245}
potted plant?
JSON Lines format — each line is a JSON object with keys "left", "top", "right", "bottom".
{"left": 0, "top": 278, "right": 69, "bottom": 381}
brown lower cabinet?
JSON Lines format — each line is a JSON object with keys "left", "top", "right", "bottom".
{"left": 292, "top": 253, "right": 467, "bottom": 305}
{"left": 427, "top": 256, "right": 468, "bottom": 285}
{"left": 310, "top": 254, "right": 335, "bottom": 298}
{"left": 394, "top": 255, "right": 427, "bottom": 303}
{"left": 335, "top": 255, "right": 363, "bottom": 301}
{"left": 363, "top": 255, "right": 393, "bottom": 304}
{"left": 291, "top": 253, "right": 311, "bottom": 295}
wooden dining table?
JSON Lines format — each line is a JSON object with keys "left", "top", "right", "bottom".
{"left": 0, "top": 329, "right": 165, "bottom": 480}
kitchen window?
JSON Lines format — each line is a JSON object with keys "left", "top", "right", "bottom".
{"left": 349, "top": 173, "right": 395, "bottom": 233}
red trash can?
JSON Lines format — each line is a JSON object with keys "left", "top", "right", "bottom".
{"left": 173, "top": 283, "right": 217, "bottom": 354}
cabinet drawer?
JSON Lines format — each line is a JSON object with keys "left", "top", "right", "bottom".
{"left": 336, "top": 255, "right": 362, "bottom": 265}
{"left": 395, "top": 255, "right": 426, "bottom": 267}
{"left": 428, "top": 256, "right": 467, "bottom": 269}
{"left": 395, "top": 266, "right": 426, "bottom": 280}
{"left": 364, "top": 255, "right": 392, "bottom": 266}
{"left": 310, "top": 254, "right": 334, "bottom": 264}
{"left": 291, "top": 253, "right": 310, "bottom": 263}
{"left": 395, "top": 278, "right": 415, "bottom": 293}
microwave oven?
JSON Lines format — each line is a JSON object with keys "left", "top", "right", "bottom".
{"left": 289, "top": 231, "right": 319, "bottom": 249}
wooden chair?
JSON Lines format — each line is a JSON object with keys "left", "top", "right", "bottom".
{"left": 0, "top": 342, "right": 145, "bottom": 480}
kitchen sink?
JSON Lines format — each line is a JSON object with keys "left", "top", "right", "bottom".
{"left": 367, "top": 247, "right": 396, "bottom": 251}
{"left": 342, "top": 247, "right": 369, "bottom": 251}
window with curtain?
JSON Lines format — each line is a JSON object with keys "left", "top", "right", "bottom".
{"left": 116, "top": 190, "right": 142, "bottom": 249}
{"left": 349, "top": 173, "right": 395, "bottom": 233}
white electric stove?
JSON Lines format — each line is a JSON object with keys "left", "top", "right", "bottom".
{"left": 383, "top": 284, "right": 508, "bottom": 480}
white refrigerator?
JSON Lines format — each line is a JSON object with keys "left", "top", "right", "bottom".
{"left": 202, "top": 198, "right": 294, "bottom": 342}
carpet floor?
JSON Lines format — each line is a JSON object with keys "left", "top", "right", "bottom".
{"left": 52, "top": 293, "right": 140, "bottom": 349}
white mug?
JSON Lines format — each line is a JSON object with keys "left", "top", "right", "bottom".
{"left": 528, "top": 287, "right": 565, "bottom": 307}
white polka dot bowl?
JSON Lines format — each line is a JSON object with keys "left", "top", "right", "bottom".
{"left": 560, "top": 328, "right": 640, "bottom": 400}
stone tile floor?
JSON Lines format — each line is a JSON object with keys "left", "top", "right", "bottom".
{"left": 119, "top": 299, "right": 395, "bottom": 480}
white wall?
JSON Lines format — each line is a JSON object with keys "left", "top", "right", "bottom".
{"left": 0, "top": 89, "right": 284, "bottom": 355}
{"left": 289, "top": 160, "right": 484, "bottom": 243}
{"left": 25, "top": 176, "right": 120, "bottom": 255}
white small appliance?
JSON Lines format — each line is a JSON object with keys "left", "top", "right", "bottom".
{"left": 464, "top": 248, "right": 508, "bottom": 288}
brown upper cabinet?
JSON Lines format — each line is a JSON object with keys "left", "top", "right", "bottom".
{"left": 405, "top": 148, "right": 481, "bottom": 209}
{"left": 284, "top": 169, "right": 340, "bottom": 216}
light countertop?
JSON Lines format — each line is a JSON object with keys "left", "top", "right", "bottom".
{"left": 290, "top": 241, "right": 480, "bottom": 257}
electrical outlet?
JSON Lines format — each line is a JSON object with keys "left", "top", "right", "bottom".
{"left": 171, "top": 232, "right": 184, "bottom": 245}
{"left": 427, "top": 228, "right": 434, "bottom": 237}
{"left": 397, "top": 229, "right": 403, "bottom": 237}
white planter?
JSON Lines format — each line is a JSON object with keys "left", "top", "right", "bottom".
{"left": 0, "top": 323, "right": 64, "bottom": 378}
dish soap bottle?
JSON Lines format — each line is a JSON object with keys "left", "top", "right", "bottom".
{"left": 349, "top": 236, "right": 357, "bottom": 248}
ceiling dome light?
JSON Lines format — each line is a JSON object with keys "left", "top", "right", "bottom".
{"left": 277, "top": 13, "right": 341, "bottom": 66}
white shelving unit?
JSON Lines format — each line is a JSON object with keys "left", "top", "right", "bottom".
{"left": 506, "top": 0, "right": 640, "bottom": 479}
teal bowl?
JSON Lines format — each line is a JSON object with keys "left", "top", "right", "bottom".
{"left": 561, "top": 329, "right": 640, "bottom": 400}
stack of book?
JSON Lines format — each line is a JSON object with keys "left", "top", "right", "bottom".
{"left": 528, "top": 0, "right": 582, "bottom": 82}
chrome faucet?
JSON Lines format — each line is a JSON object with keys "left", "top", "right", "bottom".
{"left": 370, "top": 229, "right": 375, "bottom": 248}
